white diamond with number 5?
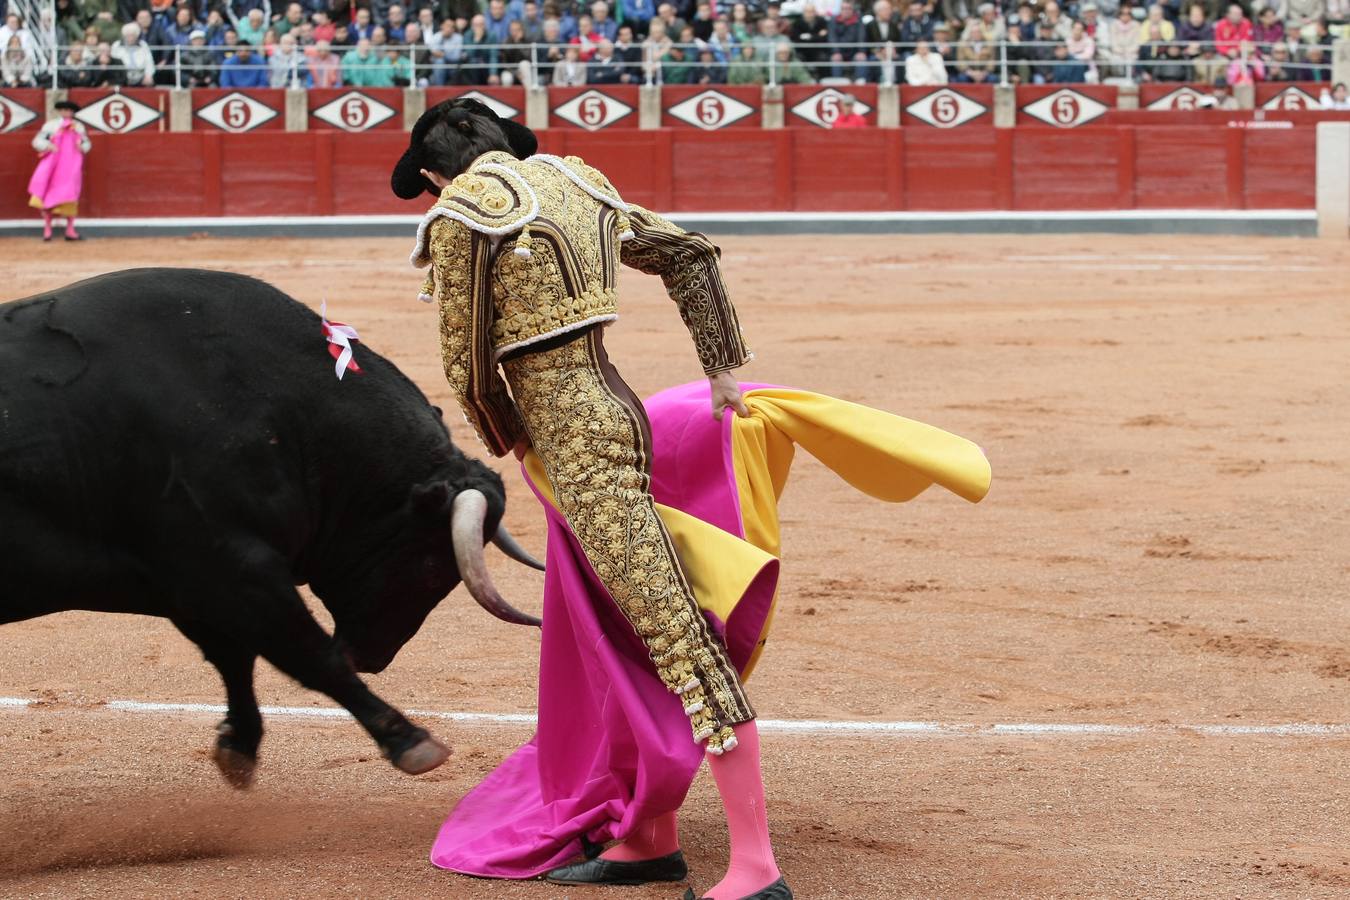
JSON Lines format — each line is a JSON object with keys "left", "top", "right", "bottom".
{"left": 905, "top": 88, "right": 987, "bottom": 128}
{"left": 1021, "top": 89, "right": 1108, "bottom": 128}
{"left": 553, "top": 89, "right": 634, "bottom": 130}
{"left": 196, "top": 91, "right": 278, "bottom": 133}
{"left": 455, "top": 90, "right": 520, "bottom": 120}
{"left": 667, "top": 90, "right": 755, "bottom": 130}
{"left": 312, "top": 91, "right": 396, "bottom": 132}
{"left": 1261, "top": 87, "right": 1320, "bottom": 111}
{"left": 790, "top": 88, "right": 873, "bottom": 128}
{"left": 75, "top": 93, "right": 161, "bottom": 133}
{"left": 0, "top": 94, "right": 37, "bottom": 133}
{"left": 1146, "top": 86, "right": 1208, "bottom": 110}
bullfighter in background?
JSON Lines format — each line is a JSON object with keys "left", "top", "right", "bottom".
{"left": 27, "top": 100, "right": 90, "bottom": 242}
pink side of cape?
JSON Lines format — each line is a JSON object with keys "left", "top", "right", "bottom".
{"left": 27, "top": 125, "right": 84, "bottom": 211}
{"left": 430, "top": 381, "right": 780, "bottom": 879}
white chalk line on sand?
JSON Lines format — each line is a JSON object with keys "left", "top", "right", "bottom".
{"left": 2, "top": 697, "right": 1348, "bottom": 738}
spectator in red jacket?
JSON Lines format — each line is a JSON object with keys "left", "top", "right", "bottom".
{"left": 831, "top": 94, "right": 868, "bottom": 128}
{"left": 1214, "top": 3, "right": 1252, "bottom": 58}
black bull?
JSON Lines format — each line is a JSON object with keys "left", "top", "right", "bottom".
{"left": 0, "top": 268, "right": 541, "bottom": 786}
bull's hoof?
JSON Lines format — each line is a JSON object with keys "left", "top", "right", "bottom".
{"left": 391, "top": 736, "right": 450, "bottom": 775}
{"left": 213, "top": 743, "right": 257, "bottom": 789}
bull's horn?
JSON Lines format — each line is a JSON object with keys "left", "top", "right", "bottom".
{"left": 452, "top": 489, "right": 542, "bottom": 627}
{"left": 492, "top": 527, "right": 545, "bottom": 571}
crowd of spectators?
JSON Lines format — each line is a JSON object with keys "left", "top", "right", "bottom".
{"left": 0, "top": 0, "right": 1344, "bottom": 90}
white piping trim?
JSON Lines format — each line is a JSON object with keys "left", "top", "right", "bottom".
{"left": 408, "top": 165, "right": 542, "bottom": 267}
{"left": 492, "top": 314, "right": 617, "bottom": 361}
{"left": 417, "top": 292, "right": 434, "bottom": 304}
{"left": 530, "top": 154, "right": 631, "bottom": 213}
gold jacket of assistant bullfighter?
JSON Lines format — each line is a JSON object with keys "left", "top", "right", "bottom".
{"left": 411, "top": 150, "right": 751, "bottom": 457}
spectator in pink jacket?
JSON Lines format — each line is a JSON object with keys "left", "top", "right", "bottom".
{"left": 1214, "top": 3, "right": 1252, "bottom": 58}
{"left": 1226, "top": 40, "right": 1265, "bottom": 83}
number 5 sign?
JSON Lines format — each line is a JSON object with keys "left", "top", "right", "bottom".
{"left": 663, "top": 87, "right": 758, "bottom": 130}
{"left": 310, "top": 90, "right": 399, "bottom": 132}
{"left": 74, "top": 92, "right": 161, "bottom": 133}
{"left": 195, "top": 91, "right": 280, "bottom": 132}
{"left": 1018, "top": 87, "right": 1112, "bottom": 127}
{"left": 551, "top": 88, "right": 636, "bottom": 130}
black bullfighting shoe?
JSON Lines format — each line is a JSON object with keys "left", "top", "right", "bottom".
{"left": 545, "top": 850, "right": 689, "bottom": 886}
{"left": 682, "top": 876, "right": 793, "bottom": 900}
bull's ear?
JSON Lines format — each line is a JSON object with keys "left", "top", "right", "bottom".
{"left": 410, "top": 481, "right": 452, "bottom": 518}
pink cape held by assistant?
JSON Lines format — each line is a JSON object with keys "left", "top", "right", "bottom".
{"left": 430, "top": 382, "right": 992, "bottom": 878}
{"left": 28, "top": 121, "right": 86, "bottom": 217}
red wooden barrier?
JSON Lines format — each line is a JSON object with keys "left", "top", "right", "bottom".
{"left": 0, "top": 124, "right": 1322, "bottom": 220}
{"left": 0, "top": 88, "right": 45, "bottom": 133}
{"left": 548, "top": 85, "right": 640, "bottom": 130}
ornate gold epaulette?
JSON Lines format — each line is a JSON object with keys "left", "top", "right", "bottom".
{"left": 409, "top": 158, "right": 540, "bottom": 268}
{"left": 530, "top": 154, "right": 635, "bottom": 240}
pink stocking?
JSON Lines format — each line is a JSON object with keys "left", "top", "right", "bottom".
{"left": 601, "top": 810, "right": 681, "bottom": 862}
{"left": 702, "top": 720, "right": 781, "bottom": 899}
{"left": 42, "top": 211, "right": 52, "bottom": 239}
{"left": 64, "top": 217, "right": 78, "bottom": 239}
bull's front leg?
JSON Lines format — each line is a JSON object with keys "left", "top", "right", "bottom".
{"left": 255, "top": 617, "right": 450, "bottom": 775}
{"left": 174, "top": 620, "right": 264, "bottom": 788}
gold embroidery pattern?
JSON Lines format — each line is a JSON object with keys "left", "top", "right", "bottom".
{"left": 503, "top": 332, "right": 752, "bottom": 752}
{"left": 620, "top": 207, "right": 752, "bottom": 375}
{"left": 430, "top": 217, "right": 524, "bottom": 455}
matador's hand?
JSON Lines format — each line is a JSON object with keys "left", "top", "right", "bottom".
{"left": 709, "top": 371, "right": 750, "bottom": 421}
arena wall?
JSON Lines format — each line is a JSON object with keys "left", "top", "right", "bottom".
{"left": 3, "top": 84, "right": 1346, "bottom": 221}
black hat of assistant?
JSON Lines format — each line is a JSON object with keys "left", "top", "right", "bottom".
{"left": 54, "top": 100, "right": 80, "bottom": 112}
{"left": 390, "top": 97, "right": 538, "bottom": 200}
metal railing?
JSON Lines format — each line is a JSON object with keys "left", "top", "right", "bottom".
{"left": 14, "top": 38, "right": 1338, "bottom": 93}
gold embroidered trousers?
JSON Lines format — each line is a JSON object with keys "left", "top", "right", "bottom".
{"left": 502, "top": 328, "right": 753, "bottom": 753}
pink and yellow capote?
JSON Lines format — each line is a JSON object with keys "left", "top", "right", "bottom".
{"left": 431, "top": 381, "right": 992, "bottom": 878}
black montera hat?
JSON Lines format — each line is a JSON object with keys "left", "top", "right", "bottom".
{"left": 54, "top": 100, "right": 80, "bottom": 112}
{"left": 390, "top": 97, "right": 538, "bottom": 200}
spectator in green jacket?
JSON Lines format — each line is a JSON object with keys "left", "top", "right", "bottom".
{"left": 341, "top": 38, "right": 387, "bottom": 85}
{"left": 728, "top": 42, "right": 766, "bottom": 84}
{"left": 380, "top": 45, "right": 414, "bottom": 86}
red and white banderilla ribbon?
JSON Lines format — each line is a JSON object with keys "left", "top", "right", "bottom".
{"left": 321, "top": 300, "right": 363, "bottom": 380}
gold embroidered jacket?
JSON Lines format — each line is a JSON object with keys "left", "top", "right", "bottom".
{"left": 411, "top": 150, "right": 751, "bottom": 457}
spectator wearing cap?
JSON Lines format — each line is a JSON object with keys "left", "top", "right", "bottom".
{"left": 904, "top": 37, "right": 947, "bottom": 84}
{"left": 962, "top": 3, "right": 1006, "bottom": 45}
{"left": 182, "top": 28, "right": 217, "bottom": 85}
{"left": 1204, "top": 77, "right": 1240, "bottom": 107}
{"left": 828, "top": 0, "right": 868, "bottom": 83}
{"left": 1213, "top": 3, "right": 1251, "bottom": 57}
{"left": 791, "top": 4, "right": 830, "bottom": 74}
{"left": 111, "top": 21, "right": 156, "bottom": 85}
{"left": 930, "top": 20, "right": 955, "bottom": 75}
{"left": 220, "top": 39, "right": 268, "bottom": 85}
{"left": 268, "top": 31, "right": 303, "bottom": 86}
{"left": 832, "top": 94, "right": 867, "bottom": 128}
{"left": 1079, "top": 4, "right": 1112, "bottom": 61}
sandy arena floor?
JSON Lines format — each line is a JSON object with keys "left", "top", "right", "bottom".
{"left": 1, "top": 234, "right": 1348, "bottom": 899}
